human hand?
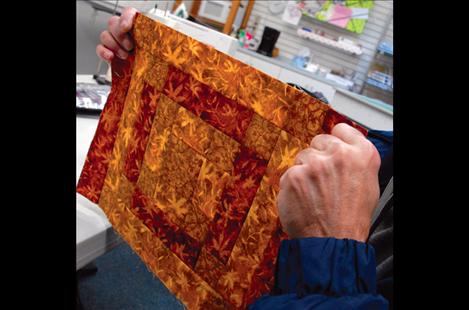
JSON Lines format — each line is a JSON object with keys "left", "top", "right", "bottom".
{"left": 277, "top": 123, "right": 381, "bottom": 242}
{"left": 96, "top": 7, "right": 137, "bottom": 62}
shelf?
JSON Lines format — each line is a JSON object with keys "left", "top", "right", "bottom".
{"left": 365, "top": 78, "right": 393, "bottom": 92}
{"left": 297, "top": 27, "right": 363, "bottom": 56}
{"left": 377, "top": 42, "right": 393, "bottom": 57}
{"left": 376, "top": 48, "right": 393, "bottom": 57}
{"left": 301, "top": 10, "right": 365, "bottom": 35}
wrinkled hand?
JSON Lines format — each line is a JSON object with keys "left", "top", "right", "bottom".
{"left": 96, "top": 7, "right": 137, "bottom": 62}
{"left": 277, "top": 123, "right": 381, "bottom": 242}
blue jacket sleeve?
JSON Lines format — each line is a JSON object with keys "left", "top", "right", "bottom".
{"left": 249, "top": 237, "right": 388, "bottom": 309}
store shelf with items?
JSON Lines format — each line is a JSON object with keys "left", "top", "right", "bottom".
{"left": 366, "top": 70, "right": 392, "bottom": 91}
{"left": 376, "top": 41, "right": 393, "bottom": 56}
{"left": 361, "top": 41, "right": 393, "bottom": 105}
{"left": 297, "top": 27, "right": 363, "bottom": 56}
{"left": 299, "top": 1, "right": 373, "bottom": 35}
{"left": 373, "top": 42, "right": 393, "bottom": 70}
{"left": 362, "top": 81, "right": 393, "bottom": 105}
{"left": 365, "top": 78, "right": 392, "bottom": 92}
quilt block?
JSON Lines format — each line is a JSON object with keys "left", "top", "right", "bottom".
{"left": 77, "top": 13, "right": 366, "bottom": 309}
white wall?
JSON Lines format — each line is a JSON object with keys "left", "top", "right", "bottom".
{"left": 244, "top": 0, "right": 393, "bottom": 89}
{"left": 383, "top": 13, "right": 393, "bottom": 45}
{"left": 76, "top": 0, "right": 179, "bottom": 75}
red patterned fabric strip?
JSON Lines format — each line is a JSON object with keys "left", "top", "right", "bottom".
{"left": 124, "top": 82, "right": 160, "bottom": 183}
{"left": 322, "top": 109, "right": 368, "bottom": 136}
{"left": 130, "top": 187, "right": 202, "bottom": 268}
{"left": 77, "top": 55, "right": 135, "bottom": 203}
{"left": 163, "top": 66, "right": 254, "bottom": 143}
{"left": 204, "top": 146, "right": 268, "bottom": 264}
{"left": 242, "top": 220, "right": 288, "bottom": 308}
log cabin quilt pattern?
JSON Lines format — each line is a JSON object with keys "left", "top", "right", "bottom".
{"left": 77, "top": 13, "right": 366, "bottom": 309}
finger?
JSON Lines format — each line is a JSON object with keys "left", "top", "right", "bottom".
{"left": 310, "top": 134, "right": 344, "bottom": 151}
{"left": 100, "top": 31, "right": 128, "bottom": 59}
{"left": 293, "top": 147, "right": 320, "bottom": 165}
{"left": 108, "top": 15, "right": 134, "bottom": 51}
{"left": 331, "top": 123, "right": 366, "bottom": 146}
{"left": 120, "top": 7, "right": 138, "bottom": 33}
{"left": 96, "top": 44, "right": 114, "bottom": 63}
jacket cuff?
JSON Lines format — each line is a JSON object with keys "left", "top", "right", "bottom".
{"left": 274, "top": 237, "right": 378, "bottom": 298}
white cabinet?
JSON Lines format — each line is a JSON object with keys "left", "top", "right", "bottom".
{"left": 233, "top": 52, "right": 281, "bottom": 78}
{"left": 233, "top": 52, "right": 252, "bottom": 65}
{"left": 249, "top": 57, "right": 282, "bottom": 78}
{"left": 331, "top": 90, "right": 393, "bottom": 130}
{"left": 278, "top": 69, "right": 336, "bottom": 103}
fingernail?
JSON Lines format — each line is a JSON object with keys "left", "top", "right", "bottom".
{"left": 104, "top": 51, "right": 113, "bottom": 60}
{"left": 123, "top": 40, "right": 134, "bottom": 51}
{"left": 117, "top": 50, "right": 128, "bottom": 59}
{"left": 121, "top": 20, "right": 129, "bottom": 30}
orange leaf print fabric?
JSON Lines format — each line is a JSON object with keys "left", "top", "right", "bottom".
{"left": 77, "top": 13, "right": 367, "bottom": 309}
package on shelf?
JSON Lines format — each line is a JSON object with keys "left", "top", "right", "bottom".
{"left": 297, "top": 27, "right": 362, "bottom": 55}
{"left": 368, "top": 70, "right": 393, "bottom": 86}
{"left": 378, "top": 41, "right": 393, "bottom": 55}
{"left": 366, "top": 78, "right": 393, "bottom": 91}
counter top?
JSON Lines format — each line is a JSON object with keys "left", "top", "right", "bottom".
{"left": 236, "top": 48, "right": 353, "bottom": 90}
{"left": 235, "top": 50, "right": 393, "bottom": 117}
{"left": 335, "top": 88, "right": 393, "bottom": 116}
